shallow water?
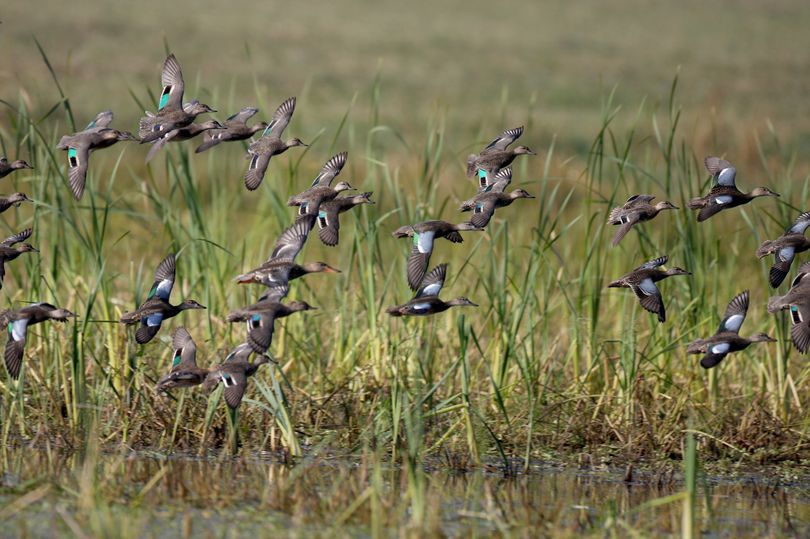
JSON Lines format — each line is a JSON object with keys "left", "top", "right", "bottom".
{"left": 0, "top": 448, "right": 808, "bottom": 538}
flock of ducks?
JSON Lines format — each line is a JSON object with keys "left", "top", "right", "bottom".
{"left": 0, "top": 53, "right": 802, "bottom": 415}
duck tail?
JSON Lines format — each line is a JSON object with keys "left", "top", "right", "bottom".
{"left": 767, "top": 294, "right": 787, "bottom": 314}
{"left": 118, "top": 310, "right": 139, "bottom": 324}
{"left": 686, "top": 197, "right": 705, "bottom": 210}
{"left": 386, "top": 306, "right": 403, "bottom": 317}
{"left": 606, "top": 279, "right": 623, "bottom": 288}
{"left": 686, "top": 340, "right": 706, "bottom": 355}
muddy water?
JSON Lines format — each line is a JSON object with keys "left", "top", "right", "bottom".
{"left": 0, "top": 449, "right": 807, "bottom": 537}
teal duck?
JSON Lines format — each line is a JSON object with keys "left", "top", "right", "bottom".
{"left": 459, "top": 172, "right": 534, "bottom": 228}
{"left": 119, "top": 254, "right": 206, "bottom": 344}
{"left": 756, "top": 211, "right": 810, "bottom": 288}
{"left": 687, "top": 156, "right": 779, "bottom": 222}
{"left": 466, "top": 126, "right": 535, "bottom": 189}
{"left": 226, "top": 299, "right": 315, "bottom": 354}
{"left": 688, "top": 290, "right": 775, "bottom": 368}
{"left": 0, "top": 158, "right": 33, "bottom": 179}
{"left": 1, "top": 303, "right": 75, "bottom": 379}
{"left": 0, "top": 193, "right": 31, "bottom": 214}
{"left": 138, "top": 54, "right": 215, "bottom": 144}
{"left": 195, "top": 107, "right": 268, "bottom": 153}
{"left": 287, "top": 153, "right": 353, "bottom": 215}
{"left": 0, "top": 228, "right": 38, "bottom": 289}
{"left": 767, "top": 261, "right": 810, "bottom": 352}
{"left": 317, "top": 191, "right": 374, "bottom": 246}
{"left": 387, "top": 264, "right": 477, "bottom": 316}
{"left": 607, "top": 255, "right": 690, "bottom": 322}
{"left": 244, "top": 97, "right": 307, "bottom": 190}
{"left": 57, "top": 110, "right": 137, "bottom": 199}
{"left": 393, "top": 220, "right": 482, "bottom": 290}
{"left": 145, "top": 118, "right": 224, "bottom": 162}
{"left": 606, "top": 194, "right": 678, "bottom": 246}
{"left": 203, "top": 343, "right": 273, "bottom": 409}
{"left": 155, "top": 327, "right": 209, "bottom": 391}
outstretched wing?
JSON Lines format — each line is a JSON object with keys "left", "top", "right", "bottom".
{"left": 87, "top": 110, "right": 114, "bottom": 129}
{"left": 638, "top": 255, "right": 668, "bottom": 270}
{"left": 414, "top": 263, "right": 447, "bottom": 298}
{"left": 1, "top": 227, "right": 32, "bottom": 247}
{"left": 630, "top": 278, "right": 665, "bottom": 322}
{"left": 148, "top": 254, "right": 176, "bottom": 301}
{"left": 718, "top": 290, "right": 749, "bottom": 334}
{"left": 311, "top": 152, "right": 348, "bottom": 187}
{"left": 268, "top": 216, "right": 314, "bottom": 261}
{"left": 483, "top": 126, "right": 523, "bottom": 152}
{"left": 263, "top": 97, "right": 296, "bottom": 138}
{"left": 158, "top": 54, "right": 185, "bottom": 111}
{"left": 66, "top": 144, "right": 91, "bottom": 200}
{"left": 470, "top": 199, "right": 497, "bottom": 229}
{"left": 244, "top": 152, "right": 272, "bottom": 191}
{"left": 170, "top": 327, "right": 197, "bottom": 368}
{"left": 226, "top": 106, "right": 259, "bottom": 126}
{"left": 317, "top": 204, "right": 342, "bottom": 247}
{"left": 700, "top": 343, "right": 731, "bottom": 369}
{"left": 479, "top": 167, "right": 512, "bottom": 193}
{"left": 704, "top": 156, "right": 736, "bottom": 187}
{"left": 4, "top": 318, "right": 29, "bottom": 379}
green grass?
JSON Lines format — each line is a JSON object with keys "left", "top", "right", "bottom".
{"left": 1, "top": 2, "right": 810, "bottom": 535}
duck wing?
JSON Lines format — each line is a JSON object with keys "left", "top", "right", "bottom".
{"left": 638, "top": 255, "right": 668, "bottom": 271}
{"left": 1, "top": 227, "right": 32, "bottom": 247}
{"left": 244, "top": 151, "right": 272, "bottom": 191}
{"left": 65, "top": 143, "right": 91, "bottom": 200}
{"left": 414, "top": 263, "right": 447, "bottom": 298}
{"left": 246, "top": 312, "right": 277, "bottom": 353}
{"left": 170, "top": 327, "right": 197, "bottom": 368}
{"left": 406, "top": 230, "right": 436, "bottom": 291}
{"left": 263, "top": 97, "right": 296, "bottom": 139}
{"left": 479, "top": 167, "right": 512, "bottom": 194}
{"left": 718, "top": 290, "right": 749, "bottom": 334}
{"left": 268, "top": 216, "right": 314, "bottom": 261}
{"left": 704, "top": 156, "right": 736, "bottom": 187}
{"left": 696, "top": 187, "right": 737, "bottom": 222}
{"left": 225, "top": 107, "right": 259, "bottom": 126}
{"left": 221, "top": 369, "right": 248, "bottom": 409}
{"left": 135, "top": 312, "right": 164, "bottom": 344}
{"left": 158, "top": 54, "right": 184, "bottom": 112}
{"left": 311, "top": 152, "right": 347, "bottom": 187}
{"left": 147, "top": 253, "right": 176, "bottom": 301}
{"left": 611, "top": 212, "right": 641, "bottom": 247}
{"left": 4, "top": 317, "right": 29, "bottom": 379}
{"left": 700, "top": 341, "right": 731, "bottom": 369}
{"left": 769, "top": 246, "right": 796, "bottom": 288}
{"left": 470, "top": 199, "right": 497, "bottom": 229}
{"left": 317, "top": 203, "right": 342, "bottom": 247}
{"left": 483, "top": 126, "right": 523, "bottom": 152}
{"left": 87, "top": 110, "right": 114, "bottom": 129}
{"left": 630, "top": 278, "right": 665, "bottom": 322}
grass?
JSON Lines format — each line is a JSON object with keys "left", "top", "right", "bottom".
{"left": 1, "top": 1, "right": 810, "bottom": 535}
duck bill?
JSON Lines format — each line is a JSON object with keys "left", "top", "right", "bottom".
{"left": 324, "top": 267, "right": 342, "bottom": 274}
{"left": 607, "top": 280, "right": 622, "bottom": 288}
{"left": 234, "top": 274, "right": 255, "bottom": 284}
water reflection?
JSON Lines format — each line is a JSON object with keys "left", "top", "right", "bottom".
{"left": 0, "top": 449, "right": 807, "bottom": 537}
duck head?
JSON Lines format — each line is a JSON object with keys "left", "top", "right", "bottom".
{"left": 510, "top": 189, "right": 535, "bottom": 199}
{"left": 455, "top": 222, "right": 484, "bottom": 231}
{"left": 286, "top": 137, "right": 308, "bottom": 148}
{"left": 749, "top": 332, "right": 777, "bottom": 343}
{"left": 513, "top": 146, "right": 536, "bottom": 155}
{"left": 12, "top": 160, "right": 33, "bottom": 170}
{"left": 449, "top": 297, "right": 478, "bottom": 308}
{"left": 251, "top": 121, "right": 269, "bottom": 134}
{"left": 302, "top": 262, "right": 341, "bottom": 274}
{"left": 655, "top": 201, "right": 679, "bottom": 211}
{"left": 18, "top": 243, "right": 38, "bottom": 253}
{"left": 188, "top": 103, "right": 216, "bottom": 115}
{"left": 333, "top": 181, "right": 354, "bottom": 192}
{"left": 10, "top": 193, "right": 31, "bottom": 205}
{"left": 50, "top": 308, "right": 77, "bottom": 320}
{"left": 180, "top": 299, "right": 207, "bottom": 310}
{"left": 201, "top": 119, "right": 225, "bottom": 131}
{"left": 751, "top": 187, "right": 780, "bottom": 198}
{"left": 288, "top": 300, "right": 317, "bottom": 312}
{"left": 665, "top": 267, "right": 691, "bottom": 277}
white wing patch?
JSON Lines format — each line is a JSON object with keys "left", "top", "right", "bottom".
{"left": 411, "top": 303, "right": 431, "bottom": 311}
{"left": 638, "top": 278, "right": 658, "bottom": 296}
{"left": 723, "top": 314, "right": 744, "bottom": 333}
{"left": 778, "top": 246, "right": 795, "bottom": 263}
{"left": 420, "top": 283, "right": 442, "bottom": 296}
{"left": 415, "top": 231, "right": 435, "bottom": 254}
{"left": 146, "top": 313, "right": 164, "bottom": 327}
{"left": 155, "top": 280, "right": 173, "bottom": 300}
{"left": 10, "top": 319, "right": 28, "bottom": 342}
{"left": 711, "top": 342, "right": 730, "bottom": 355}
{"left": 716, "top": 167, "right": 736, "bottom": 186}
{"left": 714, "top": 195, "right": 733, "bottom": 205}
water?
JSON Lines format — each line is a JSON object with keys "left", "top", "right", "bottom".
{"left": 0, "top": 448, "right": 807, "bottom": 537}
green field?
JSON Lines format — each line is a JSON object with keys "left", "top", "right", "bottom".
{"left": 1, "top": 0, "right": 810, "bottom": 536}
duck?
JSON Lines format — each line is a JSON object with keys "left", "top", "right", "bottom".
{"left": 244, "top": 97, "right": 307, "bottom": 190}
{"left": 155, "top": 327, "right": 209, "bottom": 391}
{"left": 687, "top": 290, "right": 776, "bottom": 368}
{"left": 1, "top": 302, "right": 75, "bottom": 379}
{"left": 606, "top": 194, "right": 679, "bottom": 246}
{"left": 607, "top": 255, "right": 690, "bottom": 322}
{"left": 287, "top": 152, "right": 354, "bottom": 215}
{"left": 138, "top": 54, "right": 215, "bottom": 145}
{"left": 387, "top": 264, "right": 477, "bottom": 316}
{"left": 0, "top": 158, "right": 33, "bottom": 179}
{"left": 393, "top": 220, "right": 482, "bottom": 290}
{"left": 119, "top": 253, "right": 206, "bottom": 344}
{"left": 226, "top": 299, "right": 315, "bottom": 354}
{"left": 195, "top": 107, "right": 268, "bottom": 153}
{"left": 459, "top": 178, "right": 534, "bottom": 229}
{"left": 203, "top": 343, "right": 273, "bottom": 409}
{"left": 466, "top": 126, "right": 535, "bottom": 189}
{"left": 57, "top": 110, "right": 137, "bottom": 199}
{"left": 145, "top": 118, "right": 224, "bottom": 162}
{"left": 756, "top": 211, "right": 810, "bottom": 288}
{"left": 767, "top": 261, "right": 810, "bottom": 352}
{"left": 0, "top": 193, "right": 31, "bottom": 214}
{"left": 687, "top": 156, "right": 779, "bottom": 222}
{"left": 316, "top": 191, "right": 374, "bottom": 246}
{"left": 470, "top": 167, "right": 513, "bottom": 194}
{"left": 0, "top": 228, "right": 38, "bottom": 289}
